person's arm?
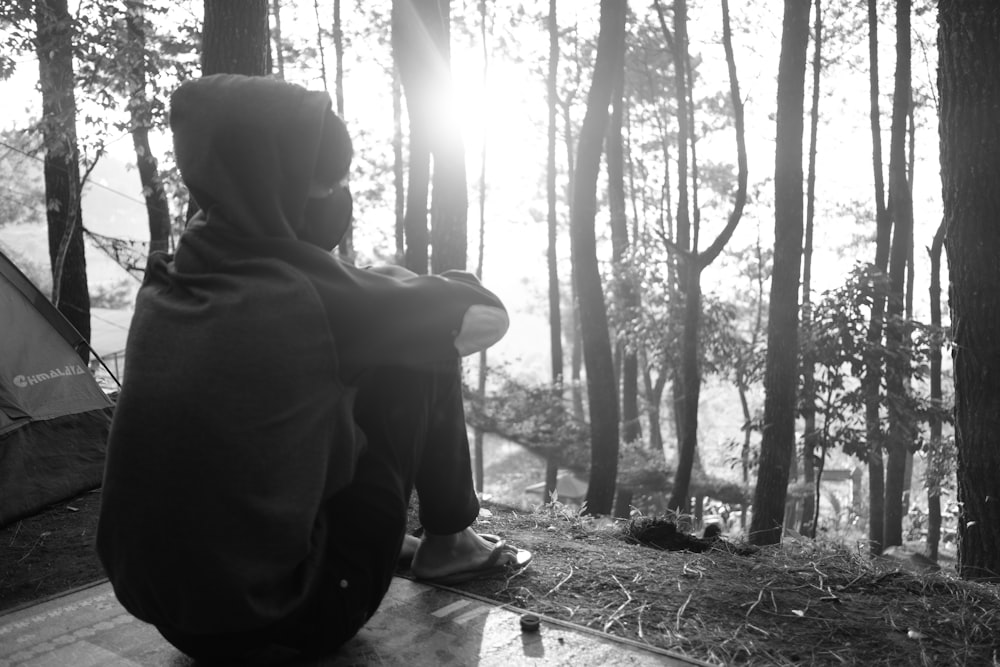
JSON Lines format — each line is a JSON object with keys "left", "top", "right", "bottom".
{"left": 314, "top": 262, "right": 509, "bottom": 376}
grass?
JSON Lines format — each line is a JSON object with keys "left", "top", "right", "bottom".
{"left": 409, "top": 499, "right": 1000, "bottom": 666}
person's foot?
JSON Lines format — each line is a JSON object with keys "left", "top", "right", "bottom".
{"left": 398, "top": 534, "right": 420, "bottom": 566}
{"left": 410, "top": 527, "right": 531, "bottom": 583}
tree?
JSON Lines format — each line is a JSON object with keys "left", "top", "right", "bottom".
{"left": 202, "top": 0, "right": 269, "bottom": 76}
{"left": 663, "top": 0, "right": 748, "bottom": 515}
{"left": 925, "top": 220, "right": 946, "bottom": 561}
{"left": 572, "top": 0, "right": 626, "bottom": 516}
{"left": 798, "top": 0, "right": 822, "bottom": 538}
{"left": 863, "top": 0, "right": 892, "bottom": 557}
{"left": 882, "top": 0, "right": 914, "bottom": 549}
{"left": 124, "top": 0, "right": 172, "bottom": 254}
{"left": 393, "top": 0, "right": 468, "bottom": 274}
{"left": 544, "top": 0, "right": 563, "bottom": 503}
{"left": 34, "top": 0, "right": 91, "bottom": 355}
{"left": 750, "top": 0, "right": 810, "bottom": 546}
{"left": 939, "top": 0, "right": 1000, "bottom": 582}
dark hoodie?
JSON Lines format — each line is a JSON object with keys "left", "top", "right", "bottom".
{"left": 96, "top": 74, "right": 507, "bottom": 635}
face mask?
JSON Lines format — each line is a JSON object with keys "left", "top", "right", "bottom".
{"left": 299, "top": 187, "right": 353, "bottom": 251}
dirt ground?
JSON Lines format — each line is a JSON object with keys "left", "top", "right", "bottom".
{"left": 2, "top": 490, "right": 999, "bottom": 666}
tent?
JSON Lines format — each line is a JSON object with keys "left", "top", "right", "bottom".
{"left": 1, "top": 250, "right": 113, "bottom": 527}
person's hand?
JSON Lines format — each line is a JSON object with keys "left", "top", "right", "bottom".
{"left": 367, "top": 264, "right": 418, "bottom": 280}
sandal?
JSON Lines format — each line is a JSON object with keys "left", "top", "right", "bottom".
{"left": 415, "top": 536, "right": 532, "bottom": 585}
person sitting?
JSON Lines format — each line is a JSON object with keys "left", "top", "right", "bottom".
{"left": 96, "top": 73, "right": 530, "bottom": 664}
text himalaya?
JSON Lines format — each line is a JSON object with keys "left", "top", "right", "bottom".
{"left": 13, "top": 364, "right": 88, "bottom": 388}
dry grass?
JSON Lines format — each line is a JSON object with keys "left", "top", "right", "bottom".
{"left": 415, "top": 500, "right": 1000, "bottom": 666}
{"left": 4, "top": 492, "right": 999, "bottom": 665}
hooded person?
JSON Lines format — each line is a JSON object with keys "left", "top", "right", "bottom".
{"left": 96, "top": 74, "right": 530, "bottom": 662}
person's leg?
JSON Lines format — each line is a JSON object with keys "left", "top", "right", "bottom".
{"left": 279, "top": 359, "right": 477, "bottom": 656}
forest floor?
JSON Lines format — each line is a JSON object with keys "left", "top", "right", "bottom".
{"left": 2, "top": 490, "right": 998, "bottom": 666}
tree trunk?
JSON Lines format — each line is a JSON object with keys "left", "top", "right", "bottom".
{"left": 393, "top": 0, "right": 431, "bottom": 273}
{"left": 939, "top": 0, "right": 1000, "bottom": 582}
{"left": 394, "top": 0, "right": 466, "bottom": 273}
{"left": 332, "top": 0, "right": 354, "bottom": 261}
{"left": 573, "top": 0, "right": 625, "bottom": 516}
{"left": 426, "top": 1, "right": 467, "bottom": 273}
{"left": 799, "top": 0, "right": 823, "bottom": 539}
{"left": 882, "top": 0, "right": 913, "bottom": 550}
{"left": 124, "top": 0, "right": 171, "bottom": 255}
{"left": 202, "top": 0, "right": 269, "bottom": 76}
{"left": 545, "top": 0, "right": 563, "bottom": 503}
{"left": 271, "top": 0, "right": 285, "bottom": 79}
{"left": 311, "top": 0, "right": 327, "bottom": 88}
{"left": 607, "top": 59, "right": 640, "bottom": 445}
{"left": 562, "top": 82, "right": 585, "bottom": 422}
{"left": 472, "top": 0, "right": 491, "bottom": 495}
{"left": 665, "top": 0, "right": 694, "bottom": 513}
{"left": 863, "top": 0, "right": 893, "bottom": 557}
{"left": 750, "top": 0, "right": 810, "bottom": 546}
{"left": 392, "top": 64, "right": 405, "bottom": 262}
{"left": 547, "top": 0, "right": 563, "bottom": 389}
{"left": 34, "top": 0, "right": 90, "bottom": 355}
{"left": 926, "top": 221, "right": 945, "bottom": 561}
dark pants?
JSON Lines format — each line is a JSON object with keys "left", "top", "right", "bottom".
{"left": 158, "top": 360, "right": 480, "bottom": 663}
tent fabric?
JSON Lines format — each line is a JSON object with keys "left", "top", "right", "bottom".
{"left": 0, "top": 250, "right": 114, "bottom": 527}
{"left": 0, "top": 408, "right": 111, "bottom": 526}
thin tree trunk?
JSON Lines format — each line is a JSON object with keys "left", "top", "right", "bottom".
{"left": 312, "top": 0, "right": 327, "bottom": 89}
{"left": 864, "top": 0, "right": 891, "bottom": 557}
{"left": 573, "top": 0, "right": 626, "bottom": 516}
{"left": 561, "top": 97, "right": 585, "bottom": 421}
{"left": 545, "top": 0, "right": 563, "bottom": 502}
{"left": 271, "top": 0, "right": 285, "bottom": 79}
{"left": 472, "top": 0, "right": 490, "bottom": 495}
{"left": 607, "top": 52, "right": 640, "bottom": 446}
{"left": 799, "top": 0, "right": 822, "bottom": 539}
{"left": 393, "top": 0, "right": 432, "bottom": 273}
{"left": 882, "top": 0, "right": 913, "bottom": 550}
{"left": 124, "top": 0, "right": 171, "bottom": 255}
{"left": 392, "top": 64, "right": 405, "bottom": 262}
{"left": 669, "top": 0, "right": 748, "bottom": 513}
{"left": 926, "top": 220, "right": 945, "bottom": 561}
{"left": 750, "top": 0, "right": 810, "bottom": 546}
{"left": 332, "top": 0, "right": 353, "bottom": 261}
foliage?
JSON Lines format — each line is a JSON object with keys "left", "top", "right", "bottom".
{"left": 0, "top": 127, "right": 45, "bottom": 228}
{"left": 463, "top": 367, "right": 591, "bottom": 472}
{"left": 803, "top": 262, "right": 950, "bottom": 462}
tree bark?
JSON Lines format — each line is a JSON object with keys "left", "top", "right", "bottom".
{"left": 394, "top": 0, "right": 466, "bottom": 273}
{"left": 124, "top": 0, "right": 171, "bottom": 255}
{"left": 332, "top": 0, "right": 353, "bottom": 261}
{"left": 939, "top": 0, "right": 1000, "bottom": 582}
{"left": 607, "top": 55, "right": 640, "bottom": 445}
{"left": 34, "top": 0, "right": 90, "bottom": 355}
{"left": 393, "top": 0, "right": 431, "bottom": 273}
{"left": 573, "top": 0, "right": 626, "bottom": 516}
{"left": 426, "top": 2, "right": 467, "bottom": 273}
{"left": 202, "top": 0, "right": 269, "bottom": 76}
{"left": 882, "top": 0, "right": 913, "bottom": 549}
{"left": 863, "top": 0, "right": 892, "bottom": 557}
{"left": 750, "top": 0, "right": 810, "bottom": 546}
{"left": 545, "top": 0, "right": 563, "bottom": 503}
{"left": 799, "top": 0, "right": 822, "bottom": 538}
{"left": 926, "top": 221, "right": 945, "bottom": 561}
{"left": 271, "top": 0, "right": 285, "bottom": 79}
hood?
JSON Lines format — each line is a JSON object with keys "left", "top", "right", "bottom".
{"left": 169, "top": 74, "right": 353, "bottom": 247}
